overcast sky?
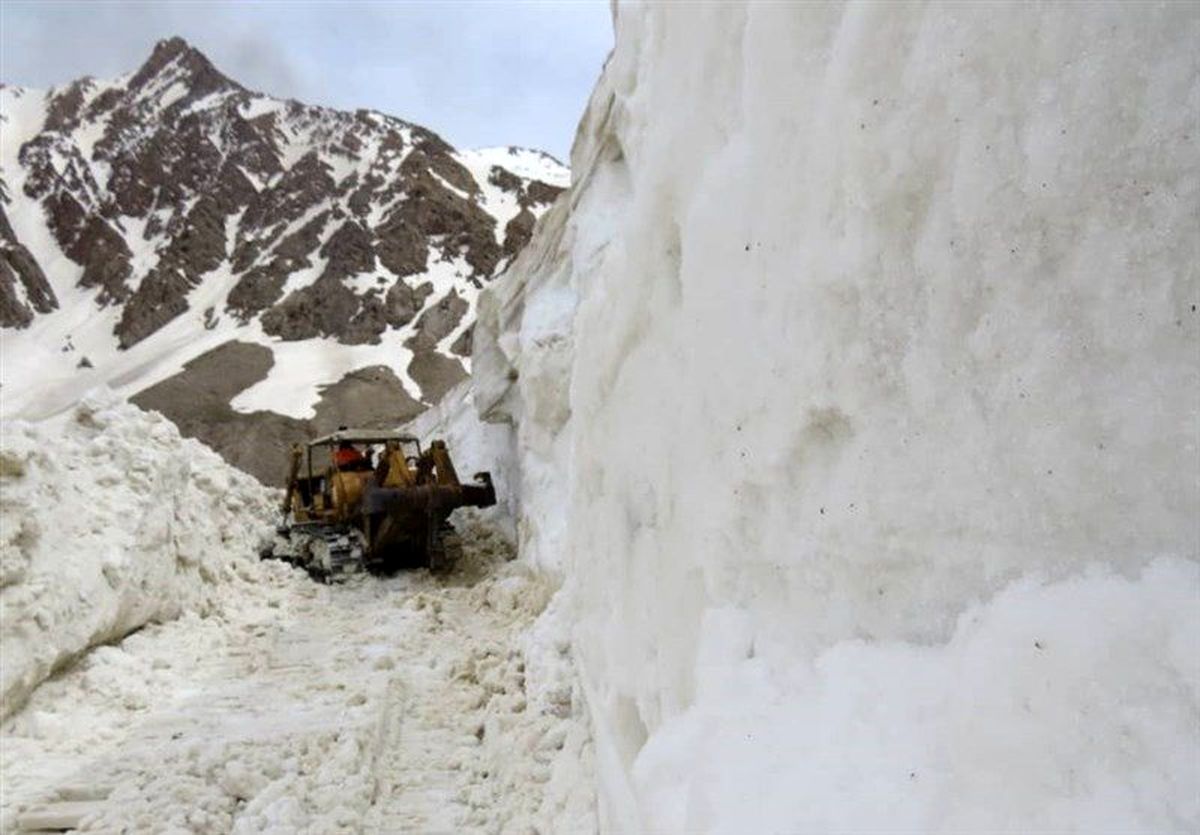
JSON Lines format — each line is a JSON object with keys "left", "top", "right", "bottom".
{"left": 0, "top": 1, "right": 612, "bottom": 161}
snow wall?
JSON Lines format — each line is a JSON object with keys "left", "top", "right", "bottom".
{"left": 472, "top": 3, "right": 1200, "bottom": 832}
{"left": 0, "top": 398, "right": 276, "bottom": 718}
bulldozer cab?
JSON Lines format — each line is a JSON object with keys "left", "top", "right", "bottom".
{"left": 286, "top": 429, "right": 424, "bottom": 523}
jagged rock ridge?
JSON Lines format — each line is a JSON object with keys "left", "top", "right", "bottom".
{"left": 0, "top": 37, "right": 568, "bottom": 480}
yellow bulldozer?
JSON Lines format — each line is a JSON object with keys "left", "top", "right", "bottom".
{"left": 264, "top": 428, "right": 496, "bottom": 580}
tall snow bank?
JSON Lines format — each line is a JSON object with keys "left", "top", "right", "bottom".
{"left": 0, "top": 397, "right": 276, "bottom": 717}
{"left": 472, "top": 2, "right": 1200, "bottom": 830}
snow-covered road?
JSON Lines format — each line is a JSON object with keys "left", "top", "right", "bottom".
{"left": 1, "top": 517, "right": 596, "bottom": 834}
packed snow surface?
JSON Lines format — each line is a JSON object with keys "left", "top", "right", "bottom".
{"left": 1, "top": 519, "right": 596, "bottom": 834}
{"left": 472, "top": 2, "right": 1199, "bottom": 831}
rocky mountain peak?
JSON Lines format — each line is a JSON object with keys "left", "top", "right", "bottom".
{"left": 127, "top": 36, "right": 241, "bottom": 100}
{"left": 0, "top": 42, "right": 569, "bottom": 484}
{"left": 149, "top": 35, "right": 198, "bottom": 62}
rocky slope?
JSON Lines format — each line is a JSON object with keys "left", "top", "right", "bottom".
{"left": 0, "top": 37, "right": 566, "bottom": 482}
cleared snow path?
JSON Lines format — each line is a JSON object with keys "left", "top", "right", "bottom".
{"left": 1, "top": 518, "right": 596, "bottom": 834}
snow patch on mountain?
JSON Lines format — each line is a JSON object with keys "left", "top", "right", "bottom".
{"left": 228, "top": 331, "right": 422, "bottom": 419}
{"left": 458, "top": 147, "right": 569, "bottom": 188}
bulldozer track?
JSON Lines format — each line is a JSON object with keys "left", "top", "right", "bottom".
{"left": 266, "top": 524, "right": 365, "bottom": 583}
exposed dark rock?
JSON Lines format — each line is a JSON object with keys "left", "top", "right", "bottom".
{"left": 115, "top": 194, "right": 233, "bottom": 347}
{"left": 243, "top": 152, "right": 336, "bottom": 232}
{"left": 388, "top": 164, "right": 500, "bottom": 276}
{"left": 259, "top": 276, "right": 351, "bottom": 342}
{"left": 7, "top": 40, "right": 562, "bottom": 349}
{"left": 401, "top": 288, "right": 470, "bottom": 401}
{"left": 426, "top": 150, "right": 478, "bottom": 197}
{"left": 385, "top": 280, "right": 433, "bottom": 329}
{"left": 1, "top": 211, "right": 19, "bottom": 244}
{"left": 170, "top": 196, "right": 229, "bottom": 273}
{"left": 229, "top": 237, "right": 264, "bottom": 274}
{"left": 227, "top": 210, "right": 325, "bottom": 301}
{"left": 43, "top": 79, "right": 89, "bottom": 132}
{"left": 125, "top": 36, "right": 242, "bottom": 102}
{"left": 450, "top": 325, "right": 473, "bottom": 358}
{"left": 226, "top": 210, "right": 330, "bottom": 322}
{"left": 0, "top": 245, "right": 56, "bottom": 316}
{"left": 348, "top": 171, "right": 383, "bottom": 217}
{"left": 42, "top": 191, "right": 88, "bottom": 254}
{"left": 226, "top": 264, "right": 287, "bottom": 322}
{"left": 525, "top": 179, "right": 565, "bottom": 207}
{"left": 0, "top": 259, "right": 34, "bottom": 328}
{"left": 503, "top": 207, "right": 537, "bottom": 258}
{"left": 407, "top": 348, "right": 467, "bottom": 405}
{"left": 275, "top": 212, "right": 329, "bottom": 260}
{"left": 259, "top": 263, "right": 391, "bottom": 345}
{"left": 51, "top": 212, "right": 130, "bottom": 307}
{"left": 82, "top": 85, "right": 123, "bottom": 122}
{"left": 0, "top": 206, "right": 57, "bottom": 327}
{"left": 101, "top": 119, "right": 223, "bottom": 215}
{"left": 20, "top": 137, "right": 103, "bottom": 206}
{"left": 375, "top": 213, "right": 429, "bottom": 278}
{"left": 344, "top": 292, "right": 390, "bottom": 344}
{"left": 406, "top": 289, "right": 468, "bottom": 350}
{"left": 70, "top": 217, "right": 133, "bottom": 305}
{"left": 6, "top": 38, "right": 567, "bottom": 457}
{"left": 488, "top": 165, "right": 523, "bottom": 193}
{"left": 115, "top": 264, "right": 193, "bottom": 348}
{"left": 320, "top": 219, "right": 375, "bottom": 278}
{"left": 220, "top": 109, "right": 283, "bottom": 181}
{"left": 407, "top": 127, "right": 478, "bottom": 197}
{"left": 311, "top": 365, "right": 424, "bottom": 434}
{"left": 104, "top": 153, "right": 157, "bottom": 218}
{"left": 212, "top": 160, "right": 259, "bottom": 215}
{"left": 488, "top": 165, "right": 564, "bottom": 212}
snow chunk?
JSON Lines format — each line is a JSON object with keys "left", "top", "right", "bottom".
{"left": 0, "top": 397, "right": 277, "bottom": 718}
